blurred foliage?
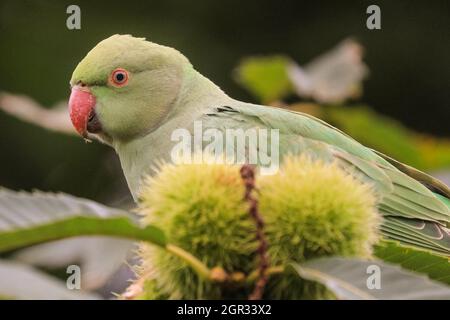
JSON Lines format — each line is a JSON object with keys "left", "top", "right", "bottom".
{"left": 234, "top": 56, "right": 293, "bottom": 104}
{"left": 0, "top": 259, "right": 100, "bottom": 299}
{"left": 235, "top": 55, "right": 450, "bottom": 172}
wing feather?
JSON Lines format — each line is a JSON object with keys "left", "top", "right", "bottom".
{"left": 202, "top": 103, "right": 450, "bottom": 255}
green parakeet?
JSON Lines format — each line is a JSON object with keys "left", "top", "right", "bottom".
{"left": 68, "top": 35, "right": 450, "bottom": 256}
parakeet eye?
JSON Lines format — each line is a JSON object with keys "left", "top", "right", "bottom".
{"left": 110, "top": 68, "right": 129, "bottom": 87}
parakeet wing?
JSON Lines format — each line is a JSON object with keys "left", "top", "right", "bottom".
{"left": 201, "top": 103, "right": 450, "bottom": 256}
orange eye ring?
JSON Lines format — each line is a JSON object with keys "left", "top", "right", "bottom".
{"left": 109, "top": 68, "right": 129, "bottom": 87}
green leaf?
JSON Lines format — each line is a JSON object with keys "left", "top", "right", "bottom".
{"left": 0, "top": 188, "right": 166, "bottom": 252}
{"left": 234, "top": 55, "right": 293, "bottom": 103}
{"left": 375, "top": 239, "right": 450, "bottom": 285}
{"left": 291, "top": 257, "right": 450, "bottom": 299}
{"left": 0, "top": 259, "right": 101, "bottom": 299}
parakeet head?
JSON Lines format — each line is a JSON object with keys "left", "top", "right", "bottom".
{"left": 69, "top": 34, "right": 191, "bottom": 142}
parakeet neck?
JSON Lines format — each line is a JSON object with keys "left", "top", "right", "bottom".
{"left": 114, "top": 68, "right": 232, "bottom": 200}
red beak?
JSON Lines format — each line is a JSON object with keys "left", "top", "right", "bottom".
{"left": 68, "top": 85, "right": 96, "bottom": 138}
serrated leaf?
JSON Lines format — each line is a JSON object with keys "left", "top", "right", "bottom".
{"left": 291, "top": 257, "right": 450, "bottom": 300}
{"left": 0, "top": 188, "right": 166, "bottom": 252}
{"left": 374, "top": 240, "right": 450, "bottom": 285}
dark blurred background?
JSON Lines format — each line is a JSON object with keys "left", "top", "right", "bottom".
{"left": 0, "top": 0, "right": 449, "bottom": 201}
